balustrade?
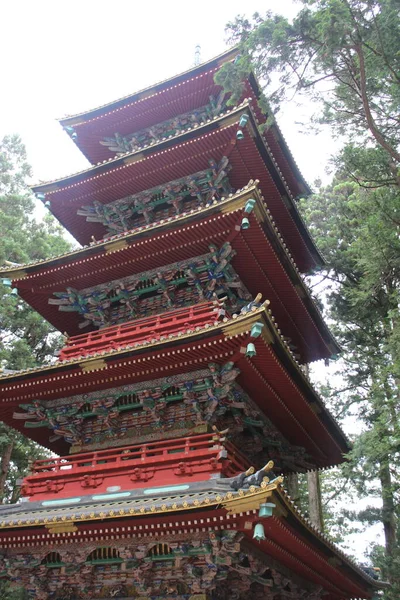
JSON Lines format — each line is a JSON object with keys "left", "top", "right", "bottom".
{"left": 22, "top": 433, "right": 248, "bottom": 501}
{"left": 60, "top": 301, "right": 223, "bottom": 360}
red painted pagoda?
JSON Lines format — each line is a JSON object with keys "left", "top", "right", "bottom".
{"left": 0, "top": 49, "right": 381, "bottom": 600}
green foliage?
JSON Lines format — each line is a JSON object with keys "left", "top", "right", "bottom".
{"left": 219, "top": 1, "right": 400, "bottom": 592}
{"left": 0, "top": 134, "right": 72, "bottom": 599}
{"left": 216, "top": 0, "right": 400, "bottom": 180}
{"left": 0, "top": 135, "right": 71, "bottom": 369}
{"left": 0, "top": 135, "right": 72, "bottom": 515}
{"left": 0, "top": 582, "right": 28, "bottom": 600}
{"left": 370, "top": 543, "right": 400, "bottom": 599}
{"left": 300, "top": 177, "right": 400, "bottom": 593}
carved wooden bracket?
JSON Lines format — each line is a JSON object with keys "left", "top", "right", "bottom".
{"left": 129, "top": 468, "right": 154, "bottom": 482}
{"left": 174, "top": 462, "right": 193, "bottom": 476}
{"left": 81, "top": 475, "right": 104, "bottom": 489}
{"left": 44, "top": 480, "right": 65, "bottom": 493}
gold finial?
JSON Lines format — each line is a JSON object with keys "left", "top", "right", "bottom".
{"left": 262, "top": 460, "right": 274, "bottom": 472}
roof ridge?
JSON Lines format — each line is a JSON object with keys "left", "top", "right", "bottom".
{"left": 32, "top": 100, "right": 249, "bottom": 191}
{"left": 278, "top": 486, "right": 386, "bottom": 587}
{"left": 58, "top": 47, "right": 238, "bottom": 125}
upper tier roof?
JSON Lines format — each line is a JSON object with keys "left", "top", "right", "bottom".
{"left": 33, "top": 102, "right": 322, "bottom": 272}
{"left": 59, "top": 48, "right": 238, "bottom": 165}
{"left": 58, "top": 46, "right": 308, "bottom": 201}
{"left": 1, "top": 184, "right": 339, "bottom": 362}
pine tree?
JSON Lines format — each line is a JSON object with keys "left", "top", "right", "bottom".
{"left": 216, "top": 0, "right": 400, "bottom": 187}
{"left": 299, "top": 179, "right": 400, "bottom": 595}
{"left": 215, "top": 2, "right": 400, "bottom": 595}
{"left": 0, "top": 135, "right": 72, "bottom": 598}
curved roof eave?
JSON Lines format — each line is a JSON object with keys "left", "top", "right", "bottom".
{"left": 0, "top": 304, "right": 349, "bottom": 459}
{"left": 32, "top": 101, "right": 250, "bottom": 193}
{"left": 58, "top": 47, "right": 239, "bottom": 126}
{"left": 247, "top": 72, "right": 312, "bottom": 197}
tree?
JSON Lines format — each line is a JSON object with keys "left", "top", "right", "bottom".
{"left": 0, "top": 137, "right": 72, "bottom": 369}
{"left": 215, "top": 1, "right": 400, "bottom": 594}
{"left": 0, "top": 135, "right": 72, "bottom": 598}
{"left": 0, "top": 134, "right": 71, "bottom": 499}
{"left": 0, "top": 134, "right": 72, "bottom": 490}
{"left": 215, "top": 0, "right": 400, "bottom": 186}
{"left": 300, "top": 178, "right": 400, "bottom": 596}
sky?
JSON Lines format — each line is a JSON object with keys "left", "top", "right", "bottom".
{"left": 0, "top": 0, "right": 338, "bottom": 184}
{"left": 1, "top": 0, "right": 381, "bottom": 560}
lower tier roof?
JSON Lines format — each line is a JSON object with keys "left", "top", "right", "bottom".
{"left": 0, "top": 306, "right": 348, "bottom": 467}
{"left": 1, "top": 184, "right": 339, "bottom": 363}
{"left": 0, "top": 476, "right": 382, "bottom": 600}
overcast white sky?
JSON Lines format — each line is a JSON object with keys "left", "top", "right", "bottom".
{"left": 0, "top": 0, "right": 338, "bottom": 184}
{"left": 0, "top": 0, "right": 381, "bottom": 561}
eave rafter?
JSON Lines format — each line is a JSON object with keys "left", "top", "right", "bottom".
{"left": 33, "top": 102, "right": 252, "bottom": 195}
{"left": 1, "top": 184, "right": 338, "bottom": 362}
{"left": 31, "top": 101, "right": 321, "bottom": 270}
{"left": 57, "top": 47, "right": 309, "bottom": 207}
{"left": 0, "top": 480, "right": 381, "bottom": 598}
{"left": 0, "top": 305, "right": 348, "bottom": 465}
{"left": 59, "top": 48, "right": 238, "bottom": 130}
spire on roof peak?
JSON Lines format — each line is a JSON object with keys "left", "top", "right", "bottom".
{"left": 194, "top": 44, "right": 201, "bottom": 66}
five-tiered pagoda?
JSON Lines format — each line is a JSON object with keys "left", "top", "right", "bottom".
{"left": 0, "top": 48, "right": 381, "bottom": 600}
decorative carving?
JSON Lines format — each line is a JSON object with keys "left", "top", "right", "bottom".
{"left": 49, "top": 243, "right": 250, "bottom": 329}
{"left": 1, "top": 533, "right": 328, "bottom": 599}
{"left": 228, "top": 461, "right": 275, "bottom": 491}
{"left": 16, "top": 367, "right": 311, "bottom": 470}
{"left": 99, "top": 94, "right": 227, "bottom": 156}
{"left": 16, "top": 363, "right": 240, "bottom": 447}
{"left": 81, "top": 475, "right": 103, "bottom": 489}
{"left": 78, "top": 156, "right": 232, "bottom": 235}
{"left": 129, "top": 468, "right": 154, "bottom": 482}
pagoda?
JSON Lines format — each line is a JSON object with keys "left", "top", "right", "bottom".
{"left": 0, "top": 49, "right": 381, "bottom": 600}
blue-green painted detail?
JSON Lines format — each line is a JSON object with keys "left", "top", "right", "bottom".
{"left": 42, "top": 497, "right": 81, "bottom": 506}
{"left": 246, "top": 342, "right": 257, "bottom": 357}
{"left": 250, "top": 322, "right": 264, "bottom": 338}
{"left": 241, "top": 216, "right": 250, "bottom": 229}
{"left": 92, "top": 492, "right": 131, "bottom": 501}
{"left": 253, "top": 522, "right": 266, "bottom": 541}
{"left": 143, "top": 484, "right": 190, "bottom": 495}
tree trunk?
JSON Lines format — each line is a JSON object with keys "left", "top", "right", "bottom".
{"left": 286, "top": 473, "right": 301, "bottom": 508}
{"left": 355, "top": 43, "right": 400, "bottom": 168}
{"left": 10, "top": 481, "right": 21, "bottom": 505}
{"left": 379, "top": 459, "right": 396, "bottom": 556}
{"left": 307, "top": 470, "right": 324, "bottom": 531}
{"left": 0, "top": 441, "right": 13, "bottom": 502}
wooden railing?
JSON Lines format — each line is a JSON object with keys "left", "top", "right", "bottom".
{"left": 60, "top": 301, "right": 222, "bottom": 360}
{"left": 30, "top": 434, "right": 222, "bottom": 473}
{"left": 22, "top": 433, "right": 248, "bottom": 501}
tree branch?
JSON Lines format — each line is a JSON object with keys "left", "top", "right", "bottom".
{"left": 355, "top": 43, "right": 400, "bottom": 166}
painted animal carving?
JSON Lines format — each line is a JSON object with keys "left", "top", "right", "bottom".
{"left": 228, "top": 460, "right": 275, "bottom": 490}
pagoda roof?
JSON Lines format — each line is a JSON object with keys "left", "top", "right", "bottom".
{"left": 57, "top": 46, "right": 309, "bottom": 202}
{"left": 2, "top": 184, "right": 338, "bottom": 362}
{"left": 58, "top": 48, "right": 238, "bottom": 145}
{"left": 0, "top": 478, "right": 382, "bottom": 599}
{"left": 0, "top": 305, "right": 348, "bottom": 466}
{"left": 32, "top": 101, "right": 321, "bottom": 272}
